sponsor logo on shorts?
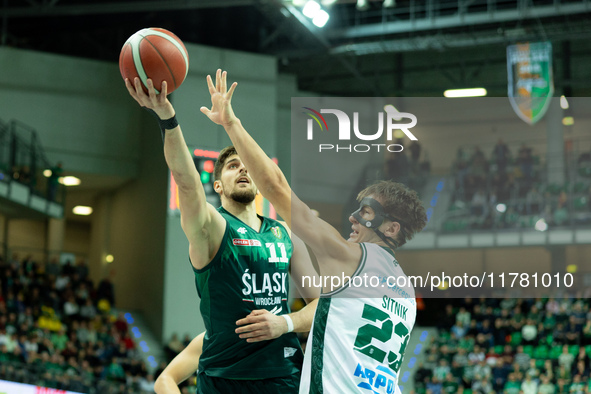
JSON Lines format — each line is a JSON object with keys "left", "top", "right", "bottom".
{"left": 233, "top": 239, "right": 262, "bottom": 247}
{"left": 284, "top": 347, "right": 297, "bottom": 358}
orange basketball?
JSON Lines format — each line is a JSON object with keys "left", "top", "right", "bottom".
{"left": 119, "top": 27, "right": 189, "bottom": 95}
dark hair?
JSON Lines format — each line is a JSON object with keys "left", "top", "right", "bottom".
{"left": 213, "top": 146, "right": 238, "bottom": 181}
{"left": 357, "top": 180, "right": 427, "bottom": 247}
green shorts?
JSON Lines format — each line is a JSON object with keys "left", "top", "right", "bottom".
{"left": 196, "top": 372, "right": 300, "bottom": 394}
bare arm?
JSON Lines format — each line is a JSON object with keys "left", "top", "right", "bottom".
{"left": 125, "top": 78, "right": 225, "bottom": 269}
{"left": 200, "top": 70, "right": 360, "bottom": 277}
{"left": 154, "top": 332, "right": 204, "bottom": 394}
{"left": 235, "top": 231, "right": 319, "bottom": 341}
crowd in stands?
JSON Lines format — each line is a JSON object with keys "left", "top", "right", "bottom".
{"left": 385, "top": 140, "right": 431, "bottom": 191}
{"left": 0, "top": 253, "right": 155, "bottom": 393}
{"left": 445, "top": 140, "right": 591, "bottom": 231}
{"left": 415, "top": 296, "right": 591, "bottom": 394}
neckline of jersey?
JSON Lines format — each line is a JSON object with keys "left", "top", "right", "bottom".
{"left": 219, "top": 206, "right": 266, "bottom": 234}
{"left": 378, "top": 244, "right": 396, "bottom": 258}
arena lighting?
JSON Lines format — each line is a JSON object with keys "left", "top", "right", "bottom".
{"left": 496, "top": 203, "right": 507, "bottom": 213}
{"left": 535, "top": 218, "right": 548, "bottom": 232}
{"left": 357, "top": 0, "right": 370, "bottom": 10}
{"left": 383, "top": 0, "right": 396, "bottom": 7}
{"left": 321, "top": 0, "right": 338, "bottom": 4}
{"left": 302, "top": 0, "right": 321, "bottom": 17}
{"left": 293, "top": 0, "right": 307, "bottom": 5}
{"left": 312, "top": 9, "right": 330, "bottom": 27}
{"left": 43, "top": 169, "right": 52, "bottom": 177}
{"left": 566, "top": 264, "right": 577, "bottom": 273}
{"left": 58, "top": 176, "right": 81, "bottom": 186}
{"left": 444, "top": 88, "right": 487, "bottom": 98}
{"left": 560, "top": 95, "right": 569, "bottom": 110}
{"left": 73, "top": 205, "right": 93, "bottom": 216}
{"left": 105, "top": 254, "right": 114, "bottom": 263}
{"left": 562, "top": 116, "right": 574, "bottom": 126}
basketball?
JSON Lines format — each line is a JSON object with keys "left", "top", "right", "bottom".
{"left": 119, "top": 27, "right": 189, "bottom": 95}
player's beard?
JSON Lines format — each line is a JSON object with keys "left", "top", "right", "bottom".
{"left": 228, "top": 187, "right": 256, "bottom": 204}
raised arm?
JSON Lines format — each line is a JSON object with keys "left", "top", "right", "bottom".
{"left": 154, "top": 332, "right": 205, "bottom": 394}
{"left": 125, "top": 78, "right": 225, "bottom": 270}
{"left": 200, "top": 70, "right": 360, "bottom": 276}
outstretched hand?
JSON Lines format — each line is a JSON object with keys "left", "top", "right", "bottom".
{"left": 200, "top": 69, "right": 238, "bottom": 127}
{"left": 124, "top": 77, "right": 175, "bottom": 120}
{"left": 235, "top": 309, "right": 288, "bottom": 343}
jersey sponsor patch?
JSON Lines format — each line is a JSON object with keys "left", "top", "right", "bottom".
{"left": 354, "top": 363, "right": 398, "bottom": 394}
{"left": 284, "top": 347, "right": 297, "bottom": 358}
{"left": 233, "top": 239, "right": 262, "bottom": 247}
{"left": 271, "top": 226, "right": 283, "bottom": 239}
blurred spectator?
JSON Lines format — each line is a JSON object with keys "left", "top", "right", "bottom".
{"left": 471, "top": 189, "right": 487, "bottom": 217}
{"left": 442, "top": 373, "right": 461, "bottom": 393}
{"left": 492, "top": 139, "right": 510, "bottom": 174}
{"left": 558, "top": 345, "right": 575, "bottom": 370}
{"left": 469, "top": 146, "right": 488, "bottom": 193}
{"left": 182, "top": 334, "right": 192, "bottom": 348}
{"left": 503, "top": 373, "right": 521, "bottom": 394}
{"left": 520, "top": 374, "right": 538, "bottom": 394}
{"left": 537, "top": 374, "right": 555, "bottom": 394}
{"left": 451, "top": 321, "right": 467, "bottom": 340}
{"left": 525, "top": 186, "right": 543, "bottom": 215}
{"left": 47, "top": 162, "right": 63, "bottom": 201}
{"left": 165, "top": 333, "right": 184, "bottom": 362}
{"left": 97, "top": 277, "right": 115, "bottom": 307}
{"left": 569, "top": 374, "right": 584, "bottom": 393}
{"left": 384, "top": 149, "right": 410, "bottom": 185}
{"left": 456, "top": 307, "right": 471, "bottom": 327}
{"left": 516, "top": 143, "right": 534, "bottom": 182}
{"left": 513, "top": 346, "right": 530, "bottom": 370}
{"left": 409, "top": 140, "right": 421, "bottom": 164}
{"left": 426, "top": 376, "right": 443, "bottom": 394}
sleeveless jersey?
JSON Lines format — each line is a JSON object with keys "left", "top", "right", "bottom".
{"left": 194, "top": 207, "right": 303, "bottom": 379}
{"left": 299, "top": 243, "right": 416, "bottom": 394}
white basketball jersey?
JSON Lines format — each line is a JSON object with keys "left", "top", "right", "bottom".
{"left": 300, "top": 243, "right": 416, "bottom": 394}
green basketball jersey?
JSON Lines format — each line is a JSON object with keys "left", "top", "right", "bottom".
{"left": 193, "top": 207, "right": 303, "bottom": 379}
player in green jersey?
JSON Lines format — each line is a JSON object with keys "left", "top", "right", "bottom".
{"left": 125, "top": 76, "right": 318, "bottom": 394}
{"left": 201, "top": 69, "right": 427, "bottom": 394}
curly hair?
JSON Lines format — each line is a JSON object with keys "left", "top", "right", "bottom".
{"left": 357, "top": 180, "right": 427, "bottom": 247}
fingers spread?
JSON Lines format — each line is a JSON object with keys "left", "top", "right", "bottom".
{"left": 216, "top": 69, "right": 221, "bottom": 92}
{"left": 206, "top": 75, "right": 216, "bottom": 94}
{"left": 147, "top": 79, "right": 156, "bottom": 100}
{"left": 227, "top": 82, "right": 238, "bottom": 100}
{"left": 221, "top": 71, "right": 227, "bottom": 94}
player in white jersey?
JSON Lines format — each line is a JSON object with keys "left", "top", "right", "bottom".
{"left": 201, "top": 69, "right": 427, "bottom": 393}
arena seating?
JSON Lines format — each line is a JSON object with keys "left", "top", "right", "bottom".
{"left": 0, "top": 254, "right": 155, "bottom": 394}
